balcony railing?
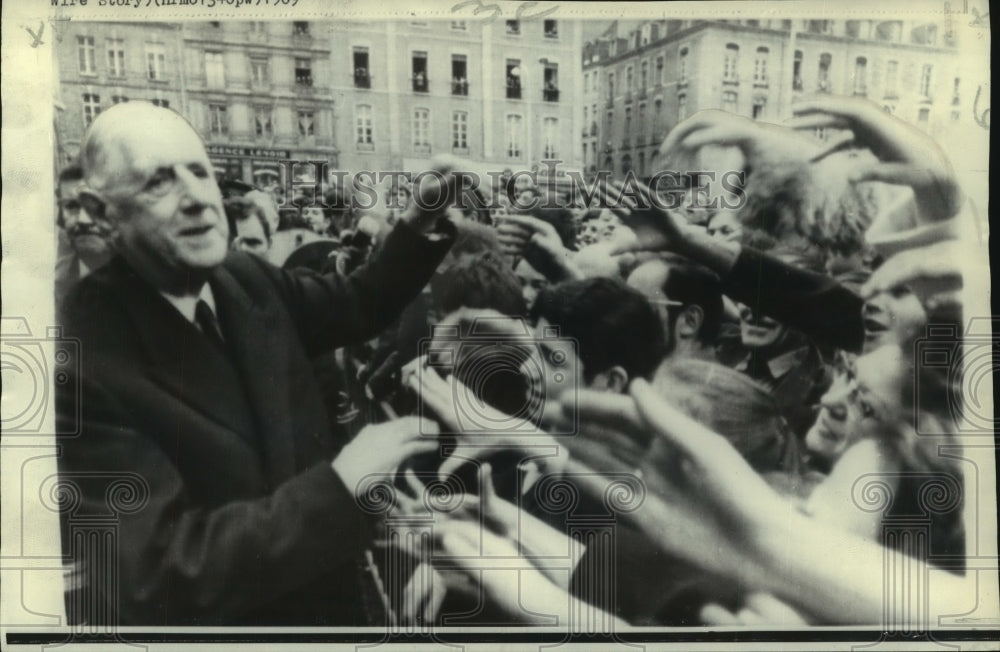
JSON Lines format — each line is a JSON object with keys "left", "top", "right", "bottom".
{"left": 452, "top": 79, "right": 469, "bottom": 96}
{"left": 506, "top": 84, "right": 522, "bottom": 100}
{"left": 295, "top": 75, "right": 313, "bottom": 87}
{"left": 412, "top": 76, "right": 429, "bottom": 93}
{"left": 543, "top": 88, "right": 560, "bottom": 102}
{"left": 354, "top": 71, "right": 371, "bottom": 88}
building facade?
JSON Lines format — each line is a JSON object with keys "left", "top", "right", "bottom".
{"left": 54, "top": 21, "right": 185, "bottom": 170}
{"left": 182, "top": 20, "right": 338, "bottom": 192}
{"left": 582, "top": 19, "right": 967, "bottom": 178}
{"left": 54, "top": 19, "right": 584, "bottom": 190}
{"left": 329, "top": 19, "right": 583, "bottom": 177}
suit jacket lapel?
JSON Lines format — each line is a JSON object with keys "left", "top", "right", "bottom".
{"left": 211, "top": 265, "right": 297, "bottom": 488}
{"left": 113, "top": 258, "right": 260, "bottom": 448}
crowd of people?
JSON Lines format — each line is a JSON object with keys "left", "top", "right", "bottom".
{"left": 54, "top": 95, "right": 976, "bottom": 628}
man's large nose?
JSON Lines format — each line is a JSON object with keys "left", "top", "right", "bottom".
{"left": 176, "top": 167, "right": 217, "bottom": 213}
{"left": 75, "top": 205, "right": 95, "bottom": 225}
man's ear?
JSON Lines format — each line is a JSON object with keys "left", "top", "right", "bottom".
{"left": 594, "top": 365, "right": 629, "bottom": 394}
{"left": 676, "top": 305, "right": 704, "bottom": 340}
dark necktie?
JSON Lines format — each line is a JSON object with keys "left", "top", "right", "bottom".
{"left": 195, "top": 299, "right": 227, "bottom": 353}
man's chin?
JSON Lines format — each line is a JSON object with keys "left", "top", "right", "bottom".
{"left": 179, "top": 244, "right": 229, "bottom": 275}
{"left": 73, "top": 236, "right": 111, "bottom": 256}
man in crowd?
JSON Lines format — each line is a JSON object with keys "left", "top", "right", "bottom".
{"left": 513, "top": 257, "right": 549, "bottom": 312}
{"left": 55, "top": 101, "right": 457, "bottom": 626}
{"left": 55, "top": 165, "right": 115, "bottom": 313}
{"left": 525, "top": 277, "right": 666, "bottom": 424}
{"left": 626, "top": 254, "right": 723, "bottom": 367}
{"left": 225, "top": 195, "right": 273, "bottom": 258}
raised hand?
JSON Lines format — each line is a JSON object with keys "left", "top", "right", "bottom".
{"left": 434, "top": 517, "right": 621, "bottom": 627}
{"left": 400, "top": 155, "right": 465, "bottom": 234}
{"left": 405, "top": 362, "right": 564, "bottom": 481}
{"left": 331, "top": 416, "right": 440, "bottom": 496}
{"left": 660, "top": 109, "right": 823, "bottom": 170}
{"left": 555, "top": 380, "right": 798, "bottom": 587}
{"left": 860, "top": 239, "right": 968, "bottom": 313}
{"left": 496, "top": 213, "right": 583, "bottom": 281}
{"left": 787, "top": 96, "right": 963, "bottom": 223}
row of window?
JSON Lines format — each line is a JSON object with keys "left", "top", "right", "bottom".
{"left": 347, "top": 105, "right": 560, "bottom": 158}
{"left": 77, "top": 36, "right": 167, "bottom": 80}
{"left": 792, "top": 51, "right": 945, "bottom": 99}
{"left": 591, "top": 48, "right": 693, "bottom": 100}
{"left": 589, "top": 96, "right": 681, "bottom": 147}
{"left": 203, "top": 102, "right": 561, "bottom": 159}
{"left": 349, "top": 48, "right": 561, "bottom": 101}
{"left": 204, "top": 104, "right": 320, "bottom": 139}
{"left": 205, "top": 51, "right": 318, "bottom": 89}
{"left": 588, "top": 42, "right": 953, "bottom": 103}
{"left": 502, "top": 19, "right": 559, "bottom": 38}
{"left": 80, "top": 93, "right": 170, "bottom": 126}
{"left": 596, "top": 19, "right": 943, "bottom": 64}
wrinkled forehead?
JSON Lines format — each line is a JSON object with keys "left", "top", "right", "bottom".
{"left": 88, "top": 115, "right": 208, "bottom": 193}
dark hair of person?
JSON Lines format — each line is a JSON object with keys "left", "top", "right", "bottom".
{"left": 58, "top": 165, "right": 85, "bottom": 187}
{"left": 449, "top": 218, "right": 504, "bottom": 259}
{"left": 432, "top": 252, "right": 526, "bottom": 318}
{"left": 56, "top": 165, "right": 86, "bottom": 227}
{"left": 660, "top": 254, "right": 724, "bottom": 346}
{"left": 530, "top": 277, "right": 666, "bottom": 382}
{"left": 529, "top": 204, "right": 577, "bottom": 250}
{"left": 224, "top": 196, "right": 272, "bottom": 243}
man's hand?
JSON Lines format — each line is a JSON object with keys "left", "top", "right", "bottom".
{"left": 406, "top": 365, "right": 564, "bottom": 481}
{"left": 660, "top": 109, "right": 823, "bottom": 170}
{"left": 787, "top": 96, "right": 963, "bottom": 223}
{"left": 496, "top": 213, "right": 583, "bottom": 281}
{"left": 594, "top": 180, "right": 740, "bottom": 276}
{"left": 555, "top": 380, "right": 799, "bottom": 587}
{"left": 400, "top": 156, "right": 463, "bottom": 235}
{"left": 860, "top": 239, "right": 968, "bottom": 314}
{"left": 434, "top": 518, "right": 614, "bottom": 626}
{"left": 331, "top": 417, "right": 440, "bottom": 496}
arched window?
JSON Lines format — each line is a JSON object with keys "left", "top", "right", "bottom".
{"left": 723, "top": 44, "right": 739, "bottom": 82}
{"left": 754, "top": 47, "right": 769, "bottom": 84}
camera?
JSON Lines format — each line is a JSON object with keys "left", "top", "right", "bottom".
{"left": 418, "top": 315, "right": 579, "bottom": 436}
{"left": 1, "top": 317, "right": 81, "bottom": 436}
{"left": 913, "top": 318, "right": 997, "bottom": 436}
